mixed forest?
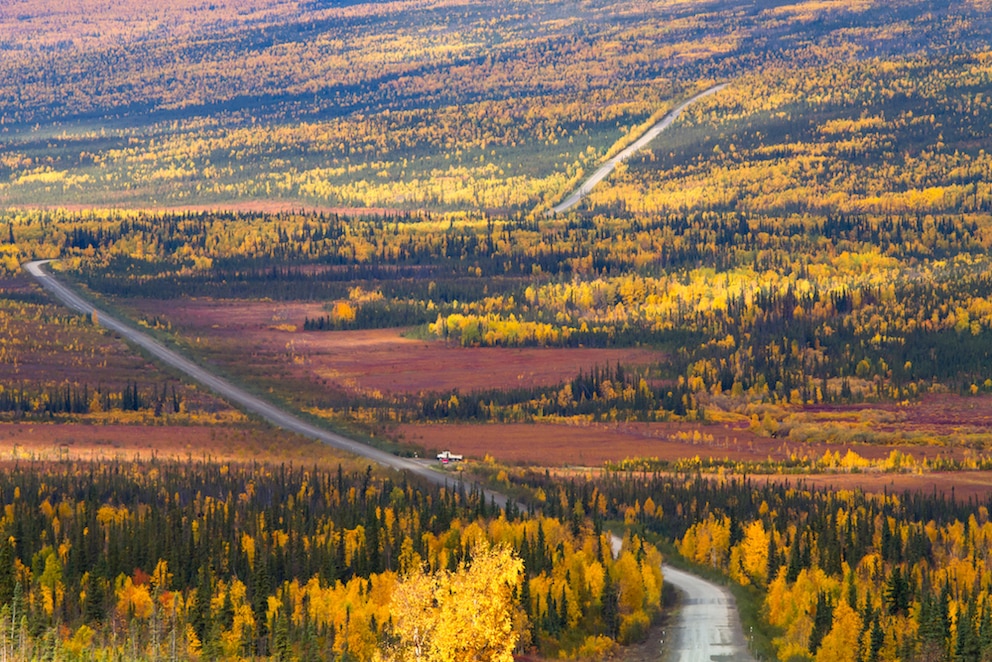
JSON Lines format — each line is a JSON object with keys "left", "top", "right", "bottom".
{"left": 1, "top": 0, "right": 990, "bottom": 211}
{"left": 513, "top": 469, "right": 992, "bottom": 662}
{"left": 0, "top": 458, "right": 663, "bottom": 660}
{"left": 4, "top": 0, "right": 992, "bottom": 659}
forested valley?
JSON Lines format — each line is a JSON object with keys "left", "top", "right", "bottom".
{"left": 5, "top": 0, "right": 992, "bottom": 659}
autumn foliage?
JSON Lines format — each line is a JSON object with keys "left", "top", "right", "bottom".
{"left": 535, "top": 470, "right": 992, "bottom": 661}
{"left": 0, "top": 459, "right": 664, "bottom": 660}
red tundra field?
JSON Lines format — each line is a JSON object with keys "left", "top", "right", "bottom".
{"left": 0, "top": 421, "right": 363, "bottom": 469}
{"left": 124, "top": 297, "right": 661, "bottom": 394}
{"left": 123, "top": 297, "right": 992, "bottom": 499}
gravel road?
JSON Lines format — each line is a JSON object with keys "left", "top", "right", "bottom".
{"left": 661, "top": 565, "right": 755, "bottom": 662}
{"left": 23, "top": 260, "right": 506, "bottom": 504}
{"left": 27, "top": 259, "right": 755, "bottom": 661}
{"left": 551, "top": 83, "right": 728, "bottom": 214}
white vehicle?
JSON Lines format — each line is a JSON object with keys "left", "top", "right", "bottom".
{"left": 436, "top": 450, "right": 463, "bottom": 463}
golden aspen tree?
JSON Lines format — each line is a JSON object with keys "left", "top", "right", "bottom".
{"left": 814, "top": 600, "right": 862, "bottom": 662}
{"left": 387, "top": 541, "right": 524, "bottom": 662}
{"left": 738, "top": 519, "right": 771, "bottom": 586}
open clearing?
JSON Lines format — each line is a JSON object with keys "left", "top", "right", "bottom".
{"left": 125, "top": 296, "right": 992, "bottom": 505}
{"left": 395, "top": 418, "right": 977, "bottom": 466}
{"left": 39, "top": 288, "right": 992, "bottom": 503}
{"left": 0, "top": 420, "right": 366, "bottom": 469}
{"left": 797, "top": 394, "right": 992, "bottom": 437}
{"left": 757, "top": 471, "right": 992, "bottom": 502}
{"left": 127, "top": 298, "right": 661, "bottom": 394}
{"left": 0, "top": 275, "right": 232, "bottom": 413}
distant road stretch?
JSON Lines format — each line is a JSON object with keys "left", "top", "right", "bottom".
{"left": 23, "top": 260, "right": 506, "bottom": 503}
{"left": 550, "top": 83, "right": 728, "bottom": 214}
{"left": 28, "top": 259, "right": 754, "bottom": 661}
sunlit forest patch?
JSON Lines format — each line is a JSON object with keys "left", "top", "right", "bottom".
{"left": 2, "top": 0, "right": 991, "bottom": 210}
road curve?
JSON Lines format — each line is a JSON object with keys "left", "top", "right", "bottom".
{"left": 23, "top": 260, "right": 508, "bottom": 506}
{"left": 28, "top": 259, "right": 755, "bottom": 660}
{"left": 550, "top": 83, "right": 728, "bottom": 214}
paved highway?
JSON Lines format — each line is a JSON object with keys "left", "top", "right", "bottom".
{"left": 26, "top": 259, "right": 754, "bottom": 660}
{"left": 551, "top": 83, "right": 728, "bottom": 214}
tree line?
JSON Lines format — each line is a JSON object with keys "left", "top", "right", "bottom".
{"left": 0, "top": 382, "right": 182, "bottom": 418}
